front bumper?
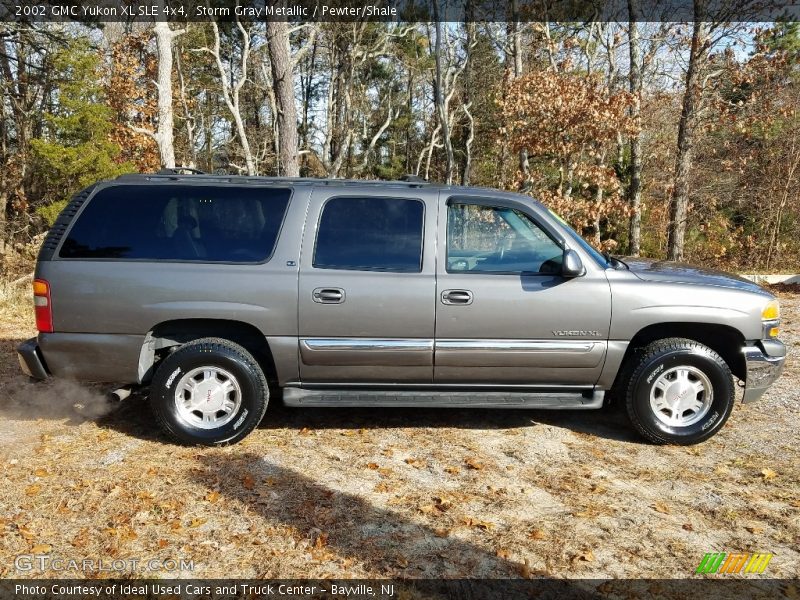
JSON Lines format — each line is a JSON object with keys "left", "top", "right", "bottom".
{"left": 742, "top": 340, "right": 785, "bottom": 403}
{"left": 16, "top": 337, "right": 49, "bottom": 380}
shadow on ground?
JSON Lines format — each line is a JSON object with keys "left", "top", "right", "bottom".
{"left": 89, "top": 390, "right": 638, "bottom": 445}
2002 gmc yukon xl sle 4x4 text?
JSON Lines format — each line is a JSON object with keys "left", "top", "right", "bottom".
{"left": 17, "top": 173, "right": 785, "bottom": 446}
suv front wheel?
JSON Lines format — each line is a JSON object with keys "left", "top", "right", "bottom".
{"left": 624, "top": 337, "right": 735, "bottom": 445}
{"left": 150, "top": 337, "right": 269, "bottom": 445}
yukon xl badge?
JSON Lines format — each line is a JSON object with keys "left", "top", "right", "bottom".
{"left": 552, "top": 330, "right": 601, "bottom": 337}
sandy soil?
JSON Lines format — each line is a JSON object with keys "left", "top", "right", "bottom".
{"left": 0, "top": 292, "right": 797, "bottom": 581}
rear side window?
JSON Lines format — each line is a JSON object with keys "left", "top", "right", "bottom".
{"left": 313, "top": 197, "right": 424, "bottom": 272}
{"left": 59, "top": 185, "right": 290, "bottom": 262}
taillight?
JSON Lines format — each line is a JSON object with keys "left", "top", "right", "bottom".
{"left": 33, "top": 279, "right": 53, "bottom": 333}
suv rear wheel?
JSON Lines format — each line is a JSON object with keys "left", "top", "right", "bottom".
{"left": 150, "top": 337, "right": 268, "bottom": 445}
{"left": 624, "top": 338, "right": 735, "bottom": 445}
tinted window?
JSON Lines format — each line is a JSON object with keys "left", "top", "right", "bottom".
{"left": 447, "top": 203, "right": 562, "bottom": 274}
{"left": 59, "top": 185, "right": 290, "bottom": 262}
{"left": 314, "top": 197, "right": 424, "bottom": 272}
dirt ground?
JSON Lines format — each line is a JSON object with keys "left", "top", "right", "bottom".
{"left": 0, "top": 289, "right": 797, "bottom": 581}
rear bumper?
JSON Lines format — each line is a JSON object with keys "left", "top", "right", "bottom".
{"left": 742, "top": 340, "right": 786, "bottom": 403}
{"left": 16, "top": 338, "right": 49, "bottom": 380}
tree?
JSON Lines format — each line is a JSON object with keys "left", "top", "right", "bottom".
{"left": 500, "top": 70, "right": 636, "bottom": 247}
{"left": 627, "top": 0, "right": 643, "bottom": 256}
{"left": 30, "top": 39, "right": 133, "bottom": 223}
{"left": 266, "top": 22, "right": 316, "bottom": 177}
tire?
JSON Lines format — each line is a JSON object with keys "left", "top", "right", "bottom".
{"left": 624, "top": 337, "right": 735, "bottom": 445}
{"left": 150, "top": 337, "right": 268, "bottom": 445}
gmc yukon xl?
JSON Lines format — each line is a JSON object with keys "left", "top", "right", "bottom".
{"left": 17, "top": 173, "right": 785, "bottom": 445}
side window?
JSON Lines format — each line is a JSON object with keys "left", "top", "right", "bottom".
{"left": 314, "top": 197, "right": 424, "bottom": 272}
{"left": 447, "top": 203, "right": 562, "bottom": 274}
{"left": 59, "top": 185, "right": 290, "bottom": 262}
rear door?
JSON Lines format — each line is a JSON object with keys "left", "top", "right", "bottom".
{"left": 434, "top": 194, "right": 612, "bottom": 386}
{"left": 297, "top": 186, "right": 437, "bottom": 383}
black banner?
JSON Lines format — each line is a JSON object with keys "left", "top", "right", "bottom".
{"left": 1, "top": 0, "right": 799, "bottom": 23}
{"left": 1, "top": 579, "right": 797, "bottom": 600}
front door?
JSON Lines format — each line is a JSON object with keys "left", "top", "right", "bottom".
{"left": 434, "top": 195, "right": 611, "bottom": 386}
{"left": 298, "top": 189, "right": 437, "bottom": 383}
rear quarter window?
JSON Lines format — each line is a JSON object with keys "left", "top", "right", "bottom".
{"left": 59, "top": 184, "right": 290, "bottom": 263}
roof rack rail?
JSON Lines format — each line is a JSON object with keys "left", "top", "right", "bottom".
{"left": 156, "top": 167, "right": 206, "bottom": 175}
{"left": 114, "top": 173, "right": 436, "bottom": 188}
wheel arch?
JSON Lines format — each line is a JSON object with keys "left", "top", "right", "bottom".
{"left": 139, "top": 318, "right": 278, "bottom": 386}
{"left": 620, "top": 322, "right": 746, "bottom": 383}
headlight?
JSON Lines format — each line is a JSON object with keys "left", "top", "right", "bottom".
{"left": 762, "top": 300, "right": 780, "bottom": 320}
{"left": 762, "top": 300, "right": 780, "bottom": 338}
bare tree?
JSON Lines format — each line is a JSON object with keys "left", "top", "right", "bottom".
{"left": 200, "top": 19, "right": 256, "bottom": 175}
{"left": 266, "top": 21, "right": 300, "bottom": 177}
{"left": 666, "top": 17, "right": 711, "bottom": 261}
{"left": 627, "top": 0, "right": 643, "bottom": 256}
{"left": 126, "top": 6, "right": 185, "bottom": 169}
{"left": 432, "top": 14, "right": 455, "bottom": 184}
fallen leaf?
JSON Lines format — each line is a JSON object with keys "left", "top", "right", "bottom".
{"left": 31, "top": 543, "right": 52, "bottom": 553}
{"left": 374, "top": 482, "right": 392, "bottom": 493}
{"left": 465, "top": 458, "right": 485, "bottom": 470}
{"left": 25, "top": 484, "right": 41, "bottom": 497}
{"left": 242, "top": 474, "right": 255, "bottom": 490}
{"left": 157, "top": 539, "right": 168, "bottom": 549}
{"left": 745, "top": 524, "right": 764, "bottom": 534}
{"left": 652, "top": 502, "right": 671, "bottom": 515}
{"left": 529, "top": 529, "right": 548, "bottom": 540}
{"left": 682, "top": 523, "right": 694, "bottom": 532}
{"left": 444, "top": 466, "right": 460, "bottom": 475}
{"left": 496, "top": 548, "right": 511, "bottom": 559}
{"left": 761, "top": 468, "right": 777, "bottom": 481}
{"left": 462, "top": 517, "right": 494, "bottom": 530}
{"left": 574, "top": 549, "right": 595, "bottom": 562}
{"left": 206, "top": 491, "right": 220, "bottom": 503}
{"left": 34, "top": 468, "right": 49, "bottom": 477}
{"left": 189, "top": 518, "right": 207, "bottom": 528}
{"left": 366, "top": 463, "right": 379, "bottom": 470}
{"left": 18, "top": 525, "right": 35, "bottom": 540}
{"left": 299, "top": 427, "right": 312, "bottom": 435}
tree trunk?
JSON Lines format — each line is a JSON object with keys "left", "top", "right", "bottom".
{"left": 627, "top": 1, "right": 643, "bottom": 256}
{"left": 508, "top": 1, "right": 530, "bottom": 189}
{"left": 153, "top": 10, "right": 179, "bottom": 169}
{"left": 433, "top": 13, "right": 454, "bottom": 184}
{"left": 267, "top": 21, "right": 300, "bottom": 177}
{"left": 667, "top": 17, "right": 709, "bottom": 261}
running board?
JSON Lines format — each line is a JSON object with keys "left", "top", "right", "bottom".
{"left": 282, "top": 388, "right": 605, "bottom": 409}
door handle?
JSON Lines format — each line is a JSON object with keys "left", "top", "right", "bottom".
{"left": 441, "top": 289, "right": 473, "bottom": 305}
{"left": 312, "top": 287, "right": 345, "bottom": 304}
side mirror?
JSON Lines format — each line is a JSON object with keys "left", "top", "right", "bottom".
{"left": 562, "top": 249, "right": 586, "bottom": 278}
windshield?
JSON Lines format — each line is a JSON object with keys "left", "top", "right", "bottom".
{"left": 547, "top": 208, "right": 609, "bottom": 268}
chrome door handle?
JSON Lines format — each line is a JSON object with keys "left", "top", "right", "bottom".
{"left": 312, "top": 288, "right": 345, "bottom": 304}
{"left": 441, "top": 289, "right": 473, "bottom": 305}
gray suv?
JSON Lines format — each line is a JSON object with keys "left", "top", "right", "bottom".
{"left": 17, "top": 173, "right": 785, "bottom": 446}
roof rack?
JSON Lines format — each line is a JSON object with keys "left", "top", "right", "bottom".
{"left": 115, "top": 173, "right": 433, "bottom": 188}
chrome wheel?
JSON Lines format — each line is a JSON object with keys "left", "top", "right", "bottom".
{"left": 649, "top": 365, "right": 713, "bottom": 427}
{"left": 174, "top": 366, "right": 242, "bottom": 429}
